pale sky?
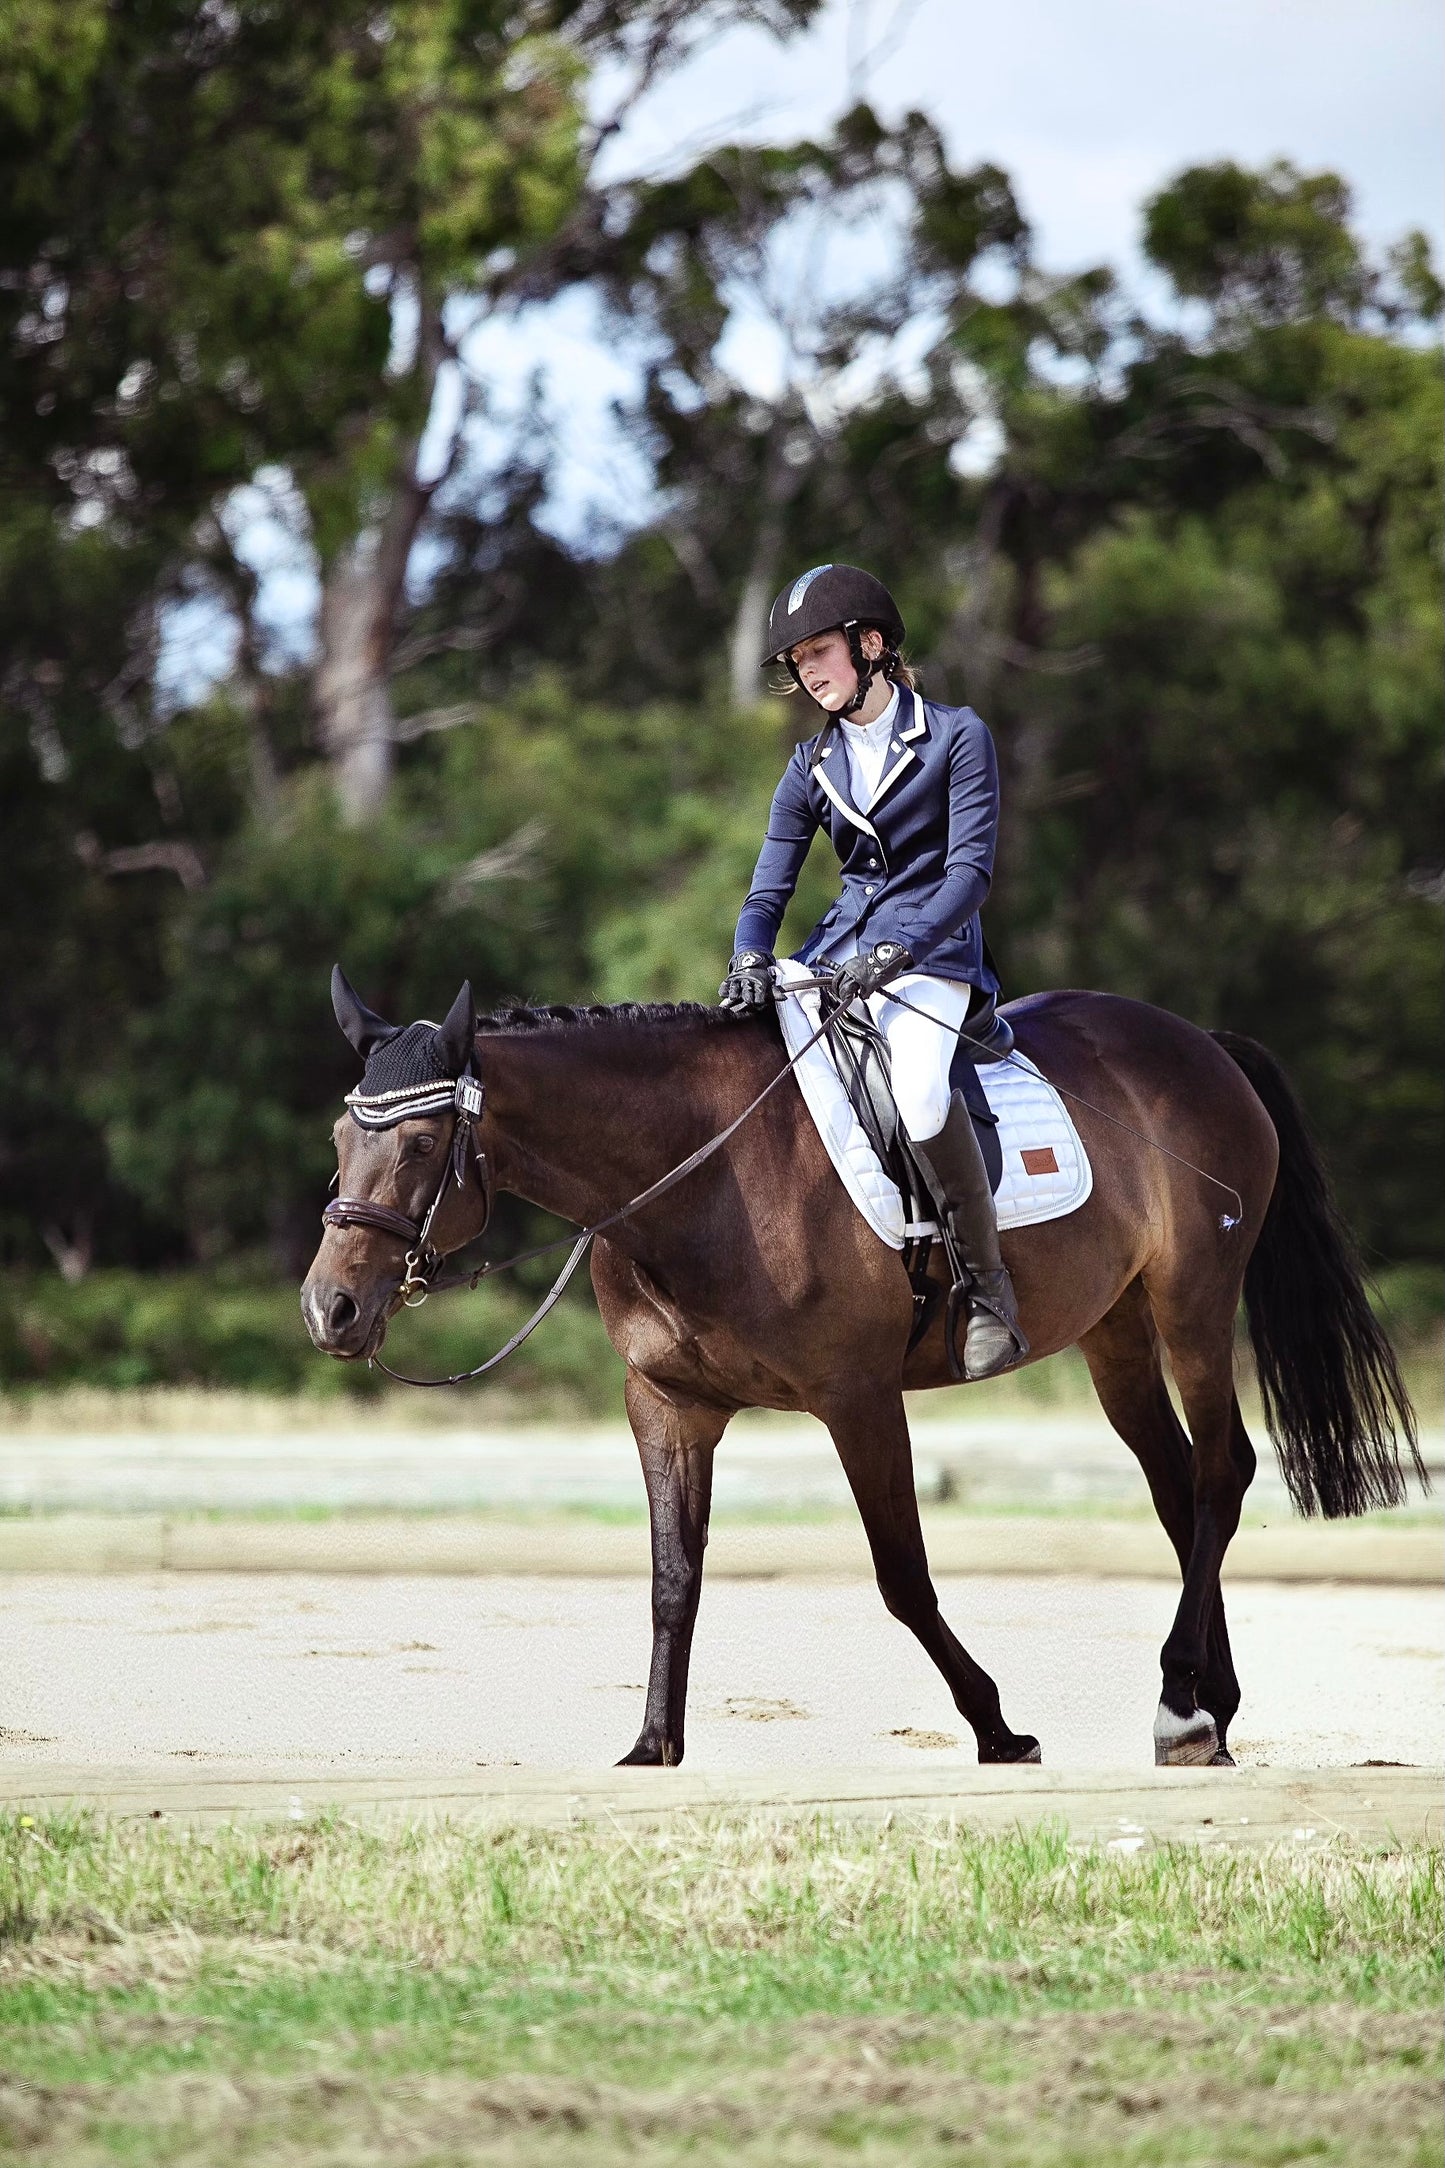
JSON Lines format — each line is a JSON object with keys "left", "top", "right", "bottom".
{"left": 600, "top": 0, "right": 1443, "bottom": 270}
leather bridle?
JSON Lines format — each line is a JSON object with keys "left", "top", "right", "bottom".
{"left": 323, "top": 1073, "right": 490, "bottom": 1306}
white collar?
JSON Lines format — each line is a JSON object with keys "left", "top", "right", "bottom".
{"left": 843, "top": 684, "right": 899, "bottom": 739}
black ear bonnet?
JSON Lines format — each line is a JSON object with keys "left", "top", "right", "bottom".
{"left": 344, "top": 1020, "right": 464, "bottom": 1129}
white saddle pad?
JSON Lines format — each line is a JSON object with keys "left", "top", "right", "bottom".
{"left": 773, "top": 959, "right": 1092, "bottom": 1250}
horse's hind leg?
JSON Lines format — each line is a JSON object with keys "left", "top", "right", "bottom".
{"left": 1140, "top": 1269, "right": 1257, "bottom": 1767}
{"left": 1081, "top": 1284, "right": 1244, "bottom": 1765}
{"left": 617, "top": 1371, "right": 727, "bottom": 1768}
{"left": 820, "top": 1385, "right": 1040, "bottom": 1764}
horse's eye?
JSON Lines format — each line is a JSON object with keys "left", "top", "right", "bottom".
{"left": 410, "top": 1134, "right": 437, "bottom": 1157}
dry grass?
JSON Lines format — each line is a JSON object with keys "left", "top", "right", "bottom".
{"left": 0, "top": 1810, "right": 1438, "bottom": 1978}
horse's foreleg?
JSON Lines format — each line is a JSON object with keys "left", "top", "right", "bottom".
{"left": 1080, "top": 1290, "right": 1243, "bottom": 1762}
{"left": 617, "top": 1371, "right": 726, "bottom": 1769}
{"left": 821, "top": 1388, "right": 1040, "bottom": 1764}
{"left": 1147, "top": 1316, "right": 1256, "bottom": 1767}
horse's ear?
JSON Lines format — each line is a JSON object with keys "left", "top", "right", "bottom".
{"left": 331, "top": 965, "right": 396, "bottom": 1060}
{"left": 436, "top": 980, "right": 476, "bottom": 1076}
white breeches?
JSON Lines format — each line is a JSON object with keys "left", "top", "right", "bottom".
{"left": 862, "top": 973, "right": 974, "bottom": 1142}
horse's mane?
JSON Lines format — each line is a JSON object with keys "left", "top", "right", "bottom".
{"left": 477, "top": 999, "right": 755, "bottom": 1035}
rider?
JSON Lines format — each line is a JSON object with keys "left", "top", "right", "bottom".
{"left": 718, "top": 563, "right": 1026, "bottom": 1379}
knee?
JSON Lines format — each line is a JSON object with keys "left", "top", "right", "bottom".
{"left": 895, "top": 1074, "right": 951, "bottom": 1143}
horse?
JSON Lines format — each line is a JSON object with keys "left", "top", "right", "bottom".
{"left": 301, "top": 974, "right": 1421, "bottom": 1769}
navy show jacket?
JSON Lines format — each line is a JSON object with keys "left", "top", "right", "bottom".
{"left": 734, "top": 687, "right": 1001, "bottom": 993}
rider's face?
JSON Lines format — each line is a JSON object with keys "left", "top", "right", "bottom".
{"left": 787, "top": 627, "right": 883, "bottom": 710}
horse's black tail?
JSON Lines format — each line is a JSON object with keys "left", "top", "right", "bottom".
{"left": 1211, "top": 1031, "right": 1425, "bottom": 1518}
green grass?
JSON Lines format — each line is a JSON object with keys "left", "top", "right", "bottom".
{"left": 0, "top": 1812, "right": 1438, "bottom": 2164}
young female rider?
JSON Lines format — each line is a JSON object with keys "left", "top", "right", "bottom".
{"left": 717, "top": 563, "right": 1025, "bottom": 1379}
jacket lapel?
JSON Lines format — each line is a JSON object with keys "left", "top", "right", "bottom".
{"left": 810, "top": 729, "right": 881, "bottom": 842}
{"left": 863, "top": 687, "right": 927, "bottom": 815}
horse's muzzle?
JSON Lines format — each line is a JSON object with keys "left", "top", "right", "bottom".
{"left": 300, "top": 1271, "right": 391, "bottom": 1361}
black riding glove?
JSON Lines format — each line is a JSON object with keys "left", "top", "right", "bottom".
{"left": 718, "top": 950, "right": 775, "bottom": 1016}
{"left": 831, "top": 940, "right": 915, "bottom": 1006}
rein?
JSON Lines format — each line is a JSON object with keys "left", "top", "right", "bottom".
{"left": 325, "top": 970, "right": 1242, "bottom": 1391}
{"left": 324, "top": 999, "right": 848, "bottom": 1389}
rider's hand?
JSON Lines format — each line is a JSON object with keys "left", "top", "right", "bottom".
{"left": 718, "top": 951, "right": 775, "bottom": 1016}
{"left": 832, "top": 940, "right": 915, "bottom": 1006}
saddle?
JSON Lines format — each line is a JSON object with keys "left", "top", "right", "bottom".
{"left": 826, "top": 992, "right": 1014, "bottom": 1363}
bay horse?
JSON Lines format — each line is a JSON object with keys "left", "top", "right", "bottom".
{"left": 301, "top": 977, "right": 1421, "bottom": 1768}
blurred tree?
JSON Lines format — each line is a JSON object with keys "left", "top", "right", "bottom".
{"left": 0, "top": 0, "right": 820, "bottom": 821}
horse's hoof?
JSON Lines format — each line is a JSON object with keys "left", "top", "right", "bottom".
{"left": 615, "top": 1738, "right": 681, "bottom": 1768}
{"left": 980, "top": 1734, "right": 1042, "bottom": 1765}
{"left": 1208, "top": 1746, "right": 1236, "bottom": 1768}
{"left": 1153, "top": 1702, "right": 1219, "bottom": 1768}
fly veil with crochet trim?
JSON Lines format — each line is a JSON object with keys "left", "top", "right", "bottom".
{"left": 332, "top": 967, "right": 478, "bottom": 1127}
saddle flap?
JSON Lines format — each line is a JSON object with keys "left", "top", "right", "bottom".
{"left": 831, "top": 1008, "right": 1002, "bottom": 1199}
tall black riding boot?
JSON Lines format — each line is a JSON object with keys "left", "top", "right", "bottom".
{"left": 911, "top": 1091, "right": 1028, "bottom": 1380}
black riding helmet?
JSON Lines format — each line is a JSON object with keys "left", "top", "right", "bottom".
{"left": 762, "top": 564, "right": 906, "bottom": 716}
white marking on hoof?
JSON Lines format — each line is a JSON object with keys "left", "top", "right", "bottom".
{"left": 1153, "top": 1702, "right": 1219, "bottom": 1768}
{"left": 1017, "top": 1742, "right": 1042, "bottom": 1764}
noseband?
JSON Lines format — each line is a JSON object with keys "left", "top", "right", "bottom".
{"left": 322, "top": 1074, "right": 489, "bottom": 1305}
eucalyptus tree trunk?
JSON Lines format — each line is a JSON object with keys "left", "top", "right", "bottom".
{"left": 727, "top": 551, "right": 781, "bottom": 712}
{"left": 314, "top": 516, "right": 411, "bottom": 826}
{"left": 313, "top": 296, "right": 447, "bottom": 825}
{"left": 726, "top": 411, "right": 811, "bottom": 710}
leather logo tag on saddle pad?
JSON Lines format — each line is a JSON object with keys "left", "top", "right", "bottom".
{"left": 1021, "top": 1146, "right": 1059, "bottom": 1176}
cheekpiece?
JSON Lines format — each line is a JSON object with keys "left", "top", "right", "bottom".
{"left": 344, "top": 1018, "right": 470, "bottom": 1129}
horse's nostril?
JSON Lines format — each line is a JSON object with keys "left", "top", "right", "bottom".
{"left": 325, "top": 1287, "right": 360, "bottom": 1336}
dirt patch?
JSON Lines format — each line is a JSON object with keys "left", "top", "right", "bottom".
{"left": 886, "top": 1727, "right": 960, "bottom": 1750}
{"left": 716, "top": 1697, "right": 810, "bottom": 1723}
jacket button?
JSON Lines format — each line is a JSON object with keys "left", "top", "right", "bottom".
{"left": 865, "top": 885, "right": 875, "bottom": 896}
